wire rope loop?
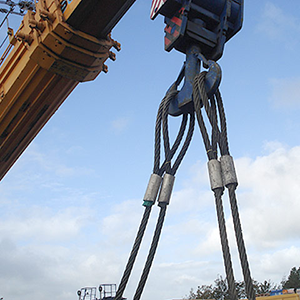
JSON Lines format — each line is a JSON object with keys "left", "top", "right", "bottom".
{"left": 194, "top": 71, "right": 256, "bottom": 300}
{"left": 133, "top": 205, "right": 167, "bottom": 300}
{"left": 193, "top": 66, "right": 256, "bottom": 300}
{"left": 193, "top": 73, "right": 216, "bottom": 160}
{"left": 129, "top": 83, "right": 196, "bottom": 300}
{"left": 114, "top": 206, "right": 152, "bottom": 300}
{"left": 193, "top": 71, "right": 230, "bottom": 159}
{"left": 154, "top": 83, "right": 195, "bottom": 177}
{"left": 153, "top": 87, "right": 178, "bottom": 175}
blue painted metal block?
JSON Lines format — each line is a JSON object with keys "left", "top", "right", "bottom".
{"left": 151, "top": 0, "right": 244, "bottom": 116}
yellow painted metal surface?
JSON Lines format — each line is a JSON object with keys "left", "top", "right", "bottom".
{"left": 0, "top": 0, "right": 118, "bottom": 180}
{"left": 188, "top": 294, "right": 300, "bottom": 300}
{"left": 257, "top": 293, "right": 300, "bottom": 300}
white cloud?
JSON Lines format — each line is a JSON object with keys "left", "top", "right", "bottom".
{"left": 1, "top": 142, "right": 300, "bottom": 300}
{"left": 0, "top": 238, "right": 124, "bottom": 300}
{"left": 257, "top": 2, "right": 300, "bottom": 48}
{"left": 235, "top": 144, "right": 300, "bottom": 249}
{"left": 250, "top": 246, "right": 300, "bottom": 284}
{"left": 110, "top": 117, "right": 130, "bottom": 133}
{"left": 0, "top": 206, "right": 91, "bottom": 242}
{"left": 12, "top": 142, "right": 96, "bottom": 183}
{"left": 269, "top": 77, "right": 300, "bottom": 109}
{"left": 100, "top": 199, "right": 146, "bottom": 250}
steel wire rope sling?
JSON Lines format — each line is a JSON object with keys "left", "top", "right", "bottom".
{"left": 149, "top": 1, "right": 257, "bottom": 300}
{"left": 133, "top": 86, "right": 195, "bottom": 300}
{"left": 115, "top": 1, "right": 255, "bottom": 299}
{"left": 193, "top": 66, "right": 255, "bottom": 300}
{"left": 115, "top": 85, "right": 195, "bottom": 300}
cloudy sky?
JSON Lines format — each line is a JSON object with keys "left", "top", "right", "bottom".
{"left": 1, "top": 1, "right": 300, "bottom": 300}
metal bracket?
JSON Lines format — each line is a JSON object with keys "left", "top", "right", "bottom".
{"left": 151, "top": 0, "right": 244, "bottom": 61}
{"left": 168, "top": 44, "right": 222, "bottom": 116}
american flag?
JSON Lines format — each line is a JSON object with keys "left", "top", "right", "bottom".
{"left": 150, "top": 0, "right": 166, "bottom": 19}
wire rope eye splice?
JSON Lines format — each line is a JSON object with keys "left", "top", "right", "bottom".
{"left": 151, "top": 0, "right": 243, "bottom": 116}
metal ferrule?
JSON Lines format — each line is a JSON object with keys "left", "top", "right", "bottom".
{"left": 207, "top": 159, "right": 223, "bottom": 191}
{"left": 157, "top": 173, "right": 175, "bottom": 206}
{"left": 143, "top": 173, "right": 163, "bottom": 205}
{"left": 220, "top": 155, "right": 238, "bottom": 187}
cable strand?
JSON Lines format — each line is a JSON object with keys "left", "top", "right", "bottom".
{"left": 227, "top": 184, "right": 256, "bottom": 300}
{"left": 214, "top": 188, "right": 238, "bottom": 300}
{"left": 133, "top": 205, "right": 167, "bottom": 300}
{"left": 115, "top": 206, "right": 152, "bottom": 300}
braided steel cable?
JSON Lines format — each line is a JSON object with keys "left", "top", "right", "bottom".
{"left": 193, "top": 72, "right": 241, "bottom": 300}
{"left": 194, "top": 73, "right": 220, "bottom": 136}
{"left": 215, "top": 90, "right": 230, "bottom": 155}
{"left": 116, "top": 89, "right": 181, "bottom": 300}
{"left": 133, "top": 204, "right": 167, "bottom": 300}
{"left": 193, "top": 74, "right": 237, "bottom": 300}
{"left": 210, "top": 96, "right": 219, "bottom": 156}
{"left": 194, "top": 72, "right": 230, "bottom": 156}
{"left": 214, "top": 188, "right": 238, "bottom": 300}
{"left": 162, "top": 89, "right": 173, "bottom": 174}
{"left": 171, "top": 112, "right": 195, "bottom": 175}
{"left": 227, "top": 183, "right": 256, "bottom": 300}
{"left": 154, "top": 91, "right": 170, "bottom": 175}
{"left": 214, "top": 84, "right": 255, "bottom": 300}
{"left": 132, "top": 86, "right": 195, "bottom": 300}
{"left": 116, "top": 87, "right": 193, "bottom": 300}
{"left": 193, "top": 69, "right": 256, "bottom": 300}
{"left": 161, "top": 89, "right": 195, "bottom": 175}
{"left": 154, "top": 86, "right": 184, "bottom": 175}
{"left": 193, "top": 77, "right": 215, "bottom": 160}
{"left": 160, "top": 114, "right": 188, "bottom": 176}
{"left": 194, "top": 73, "right": 226, "bottom": 156}
{"left": 115, "top": 206, "right": 152, "bottom": 300}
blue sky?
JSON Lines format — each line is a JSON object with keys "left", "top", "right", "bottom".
{"left": 1, "top": 1, "right": 300, "bottom": 300}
